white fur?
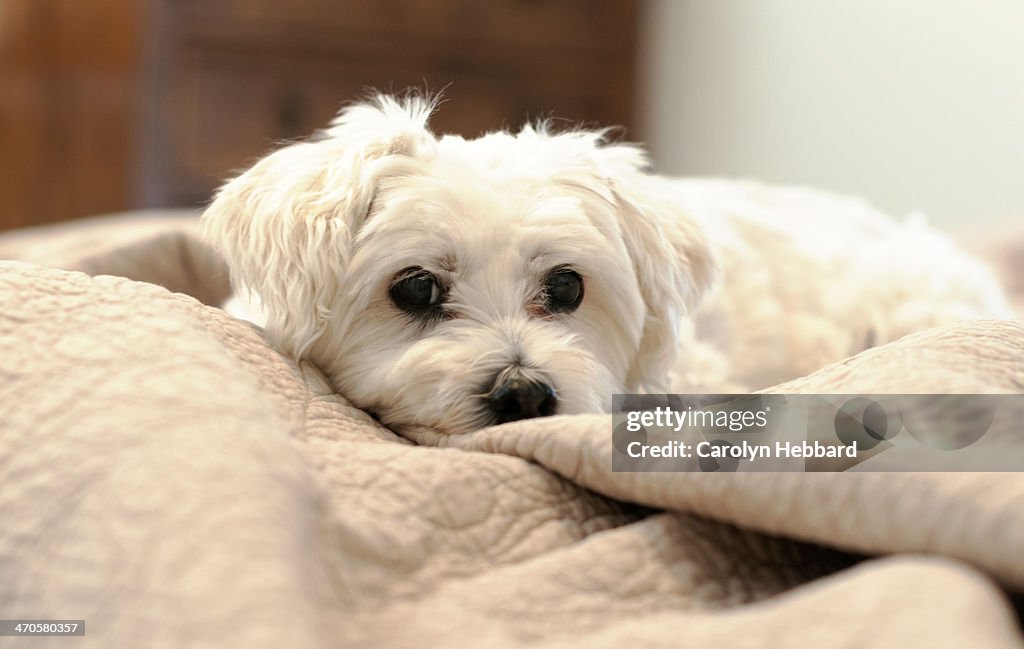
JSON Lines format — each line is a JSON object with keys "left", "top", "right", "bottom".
{"left": 203, "top": 95, "right": 1014, "bottom": 434}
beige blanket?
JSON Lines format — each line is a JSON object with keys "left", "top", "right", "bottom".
{"left": 1, "top": 213, "right": 1022, "bottom": 648}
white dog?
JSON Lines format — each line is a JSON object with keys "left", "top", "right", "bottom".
{"left": 203, "top": 94, "right": 1013, "bottom": 434}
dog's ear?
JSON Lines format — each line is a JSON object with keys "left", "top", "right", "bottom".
{"left": 592, "top": 143, "right": 717, "bottom": 392}
{"left": 202, "top": 95, "right": 437, "bottom": 357}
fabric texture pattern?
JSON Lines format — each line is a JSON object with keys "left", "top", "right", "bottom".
{"left": 0, "top": 213, "right": 1022, "bottom": 648}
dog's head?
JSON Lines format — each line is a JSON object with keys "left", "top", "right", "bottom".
{"left": 203, "top": 95, "right": 715, "bottom": 434}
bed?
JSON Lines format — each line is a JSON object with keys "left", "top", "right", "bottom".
{"left": 1, "top": 212, "right": 1022, "bottom": 648}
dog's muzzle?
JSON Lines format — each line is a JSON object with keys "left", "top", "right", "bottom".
{"left": 486, "top": 365, "right": 557, "bottom": 424}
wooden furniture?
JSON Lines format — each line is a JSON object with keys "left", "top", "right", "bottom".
{"left": 0, "top": 0, "right": 638, "bottom": 231}
{"left": 0, "top": 0, "right": 145, "bottom": 230}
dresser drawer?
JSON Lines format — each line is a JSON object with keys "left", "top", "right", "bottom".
{"left": 167, "top": 51, "right": 613, "bottom": 198}
{"left": 167, "top": 0, "right": 634, "bottom": 56}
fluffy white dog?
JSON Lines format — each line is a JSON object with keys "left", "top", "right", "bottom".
{"left": 203, "top": 95, "right": 1012, "bottom": 434}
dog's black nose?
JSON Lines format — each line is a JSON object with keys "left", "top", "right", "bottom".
{"left": 487, "top": 367, "right": 557, "bottom": 424}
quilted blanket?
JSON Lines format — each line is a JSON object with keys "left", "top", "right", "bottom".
{"left": 1, "top": 213, "right": 1022, "bottom": 648}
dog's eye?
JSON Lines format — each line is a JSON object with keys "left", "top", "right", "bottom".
{"left": 544, "top": 269, "right": 584, "bottom": 312}
{"left": 390, "top": 268, "right": 442, "bottom": 312}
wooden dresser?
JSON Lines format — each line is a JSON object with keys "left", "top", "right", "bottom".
{"left": 0, "top": 0, "right": 638, "bottom": 230}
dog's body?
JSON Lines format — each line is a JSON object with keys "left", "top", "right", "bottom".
{"left": 204, "top": 95, "right": 1012, "bottom": 434}
{"left": 659, "top": 178, "right": 1012, "bottom": 392}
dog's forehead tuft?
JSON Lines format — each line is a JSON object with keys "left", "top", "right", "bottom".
{"left": 435, "top": 130, "right": 607, "bottom": 180}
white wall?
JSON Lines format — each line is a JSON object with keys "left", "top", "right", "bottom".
{"left": 638, "top": 0, "right": 1024, "bottom": 229}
